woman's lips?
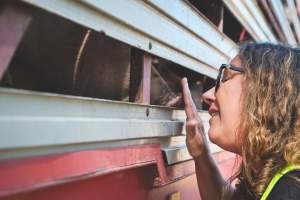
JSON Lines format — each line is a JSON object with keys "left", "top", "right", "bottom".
{"left": 208, "top": 106, "right": 219, "bottom": 116}
{"left": 208, "top": 105, "right": 220, "bottom": 126}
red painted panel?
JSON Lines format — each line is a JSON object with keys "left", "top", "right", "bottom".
{"left": 2, "top": 166, "right": 154, "bottom": 200}
{"left": 0, "top": 144, "right": 167, "bottom": 197}
{"left": 0, "top": 144, "right": 237, "bottom": 200}
{"left": 150, "top": 152, "right": 237, "bottom": 200}
{"left": 1, "top": 167, "right": 203, "bottom": 200}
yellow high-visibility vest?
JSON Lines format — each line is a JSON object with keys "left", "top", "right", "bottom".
{"left": 260, "top": 164, "right": 300, "bottom": 200}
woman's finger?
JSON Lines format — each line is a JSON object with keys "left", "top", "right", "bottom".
{"left": 181, "top": 77, "right": 198, "bottom": 119}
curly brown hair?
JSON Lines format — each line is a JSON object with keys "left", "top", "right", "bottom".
{"left": 232, "top": 42, "right": 300, "bottom": 198}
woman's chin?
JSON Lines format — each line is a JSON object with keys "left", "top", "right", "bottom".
{"left": 207, "top": 128, "right": 219, "bottom": 144}
{"left": 208, "top": 128, "right": 240, "bottom": 154}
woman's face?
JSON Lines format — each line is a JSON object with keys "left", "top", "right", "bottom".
{"left": 202, "top": 56, "right": 244, "bottom": 154}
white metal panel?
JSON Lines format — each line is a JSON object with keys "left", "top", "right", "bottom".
{"left": 22, "top": 0, "right": 239, "bottom": 79}
{"left": 223, "top": 0, "right": 270, "bottom": 42}
{"left": 269, "top": 0, "right": 297, "bottom": 45}
{"left": 223, "top": 0, "right": 260, "bottom": 41}
{"left": 243, "top": 0, "right": 277, "bottom": 42}
{"left": 148, "top": 0, "right": 237, "bottom": 59}
{"left": 0, "top": 88, "right": 181, "bottom": 149}
{"left": 233, "top": 0, "right": 269, "bottom": 41}
{"left": 80, "top": 0, "right": 235, "bottom": 72}
{"left": 0, "top": 88, "right": 222, "bottom": 160}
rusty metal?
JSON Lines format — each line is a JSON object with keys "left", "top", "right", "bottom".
{"left": 130, "top": 49, "right": 152, "bottom": 104}
{"left": 0, "top": 2, "right": 32, "bottom": 80}
{"left": 239, "top": 28, "right": 247, "bottom": 41}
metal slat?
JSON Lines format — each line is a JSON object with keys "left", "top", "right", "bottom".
{"left": 81, "top": 0, "right": 236, "bottom": 73}
{"left": 259, "top": 0, "right": 287, "bottom": 42}
{"left": 147, "top": 0, "right": 237, "bottom": 59}
{"left": 223, "top": 0, "right": 260, "bottom": 41}
{"left": 243, "top": 0, "right": 277, "bottom": 42}
{"left": 0, "top": 88, "right": 222, "bottom": 161}
{"left": 0, "top": 88, "right": 182, "bottom": 149}
{"left": 269, "top": 0, "right": 297, "bottom": 45}
{"left": 223, "top": 0, "right": 274, "bottom": 42}
{"left": 22, "top": 0, "right": 238, "bottom": 79}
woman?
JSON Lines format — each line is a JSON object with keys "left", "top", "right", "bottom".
{"left": 182, "top": 42, "right": 300, "bottom": 199}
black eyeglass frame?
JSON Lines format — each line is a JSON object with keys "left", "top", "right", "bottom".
{"left": 215, "top": 64, "right": 245, "bottom": 92}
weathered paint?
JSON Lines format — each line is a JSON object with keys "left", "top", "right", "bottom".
{"left": 0, "top": 146, "right": 236, "bottom": 200}
{"left": 0, "top": 144, "right": 167, "bottom": 197}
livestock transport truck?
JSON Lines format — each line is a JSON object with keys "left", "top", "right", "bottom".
{"left": 0, "top": 0, "right": 298, "bottom": 199}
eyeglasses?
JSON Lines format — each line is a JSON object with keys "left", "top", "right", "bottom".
{"left": 215, "top": 64, "right": 245, "bottom": 92}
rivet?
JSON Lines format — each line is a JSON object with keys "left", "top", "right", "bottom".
{"left": 148, "top": 42, "right": 152, "bottom": 50}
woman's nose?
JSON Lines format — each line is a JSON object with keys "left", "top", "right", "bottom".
{"left": 201, "top": 87, "right": 216, "bottom": 106}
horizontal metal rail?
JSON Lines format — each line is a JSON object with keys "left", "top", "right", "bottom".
{"left": 0, "top": 88, "right": 221, "bottom": 161}
{"left": 22, "top": 0, "right": 238, "bottom": 79}
{"left": 0, "top": 88, "right": 183, "bottom": 149}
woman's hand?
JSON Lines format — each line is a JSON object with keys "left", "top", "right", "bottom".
{"left": 181, "top": 78, "right": 209, "bottom": 158}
